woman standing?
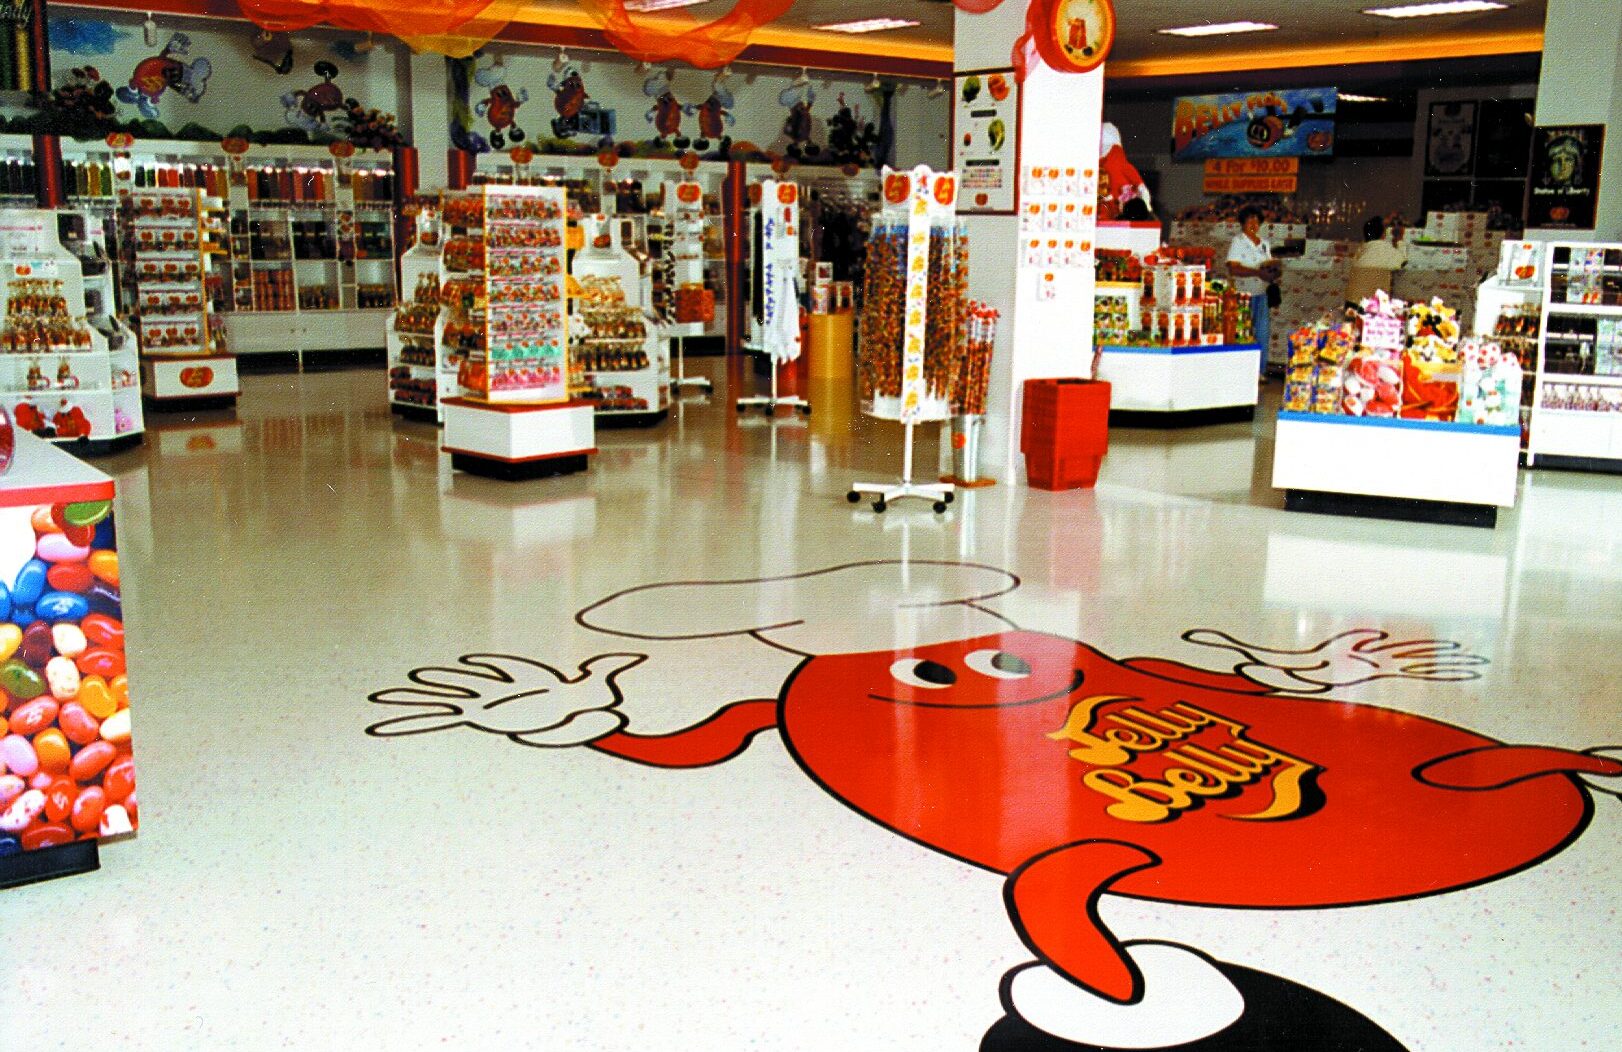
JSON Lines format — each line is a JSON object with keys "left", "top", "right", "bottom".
{"left": 1226, "top": 206, "right": 1281, "bottom": 379}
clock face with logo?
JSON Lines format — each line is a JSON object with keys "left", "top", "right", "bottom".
{"left": 1035, "top": 0, "right": 1116, "bottom": 74}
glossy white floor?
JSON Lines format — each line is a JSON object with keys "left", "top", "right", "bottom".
{"left": 6, "top": 365, "right": 1621, "bottom": 1051}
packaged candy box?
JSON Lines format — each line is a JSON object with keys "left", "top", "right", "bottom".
{"left": 1341, "top": 349, "right": 1403, "bottom": 417}
{"left": 1459, "top": 339, "right": 1523, "bottom": 427}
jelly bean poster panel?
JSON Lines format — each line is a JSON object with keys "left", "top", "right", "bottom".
{"left": 1171, "top": 87, "right": 1337, "bottom": 162}
{"left": 0, "top": 500, "right": 134, "bottom": 857}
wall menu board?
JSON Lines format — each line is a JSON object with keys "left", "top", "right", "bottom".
{"left": 1171, "top": 87, "right": 1337, "bottom": 162}
{"left": 1528, "top": 125, "right": 1605, "bottom": 230}
{"left": 953, "top": 70, "right": 1018, "bottom": 214}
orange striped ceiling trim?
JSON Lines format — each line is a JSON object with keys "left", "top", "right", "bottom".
{"left": 1106, "top": 28, "right": 1544, "bottom": 79}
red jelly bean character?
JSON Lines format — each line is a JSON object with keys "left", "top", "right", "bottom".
{"left": 368, "top": 562, "right": 1622, "bottom": 1051}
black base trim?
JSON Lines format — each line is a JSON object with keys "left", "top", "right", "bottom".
{"left": 1284, "top": 488, "right": 1498, "bottom": 528}
{"left": 1530, "top": 453, "right": 1622, "bottom": 475}
{"left": 1109, "top": 404, "right": 1257, "bottom": 429}
{"left": 238, "top": 349, "right": 387, "bottom": 373}
{"left": 144, "top": 395, "right": 238, "bottom": 413}
{"left": 450, "top": 451, "right": 590, "bottom": 480}
{"left": 390, "top": 402, "right": 440, "bottom": 425}
{"left": 0, "top": 838, "right": 99, "bottom": 890}
{"left": 71, "top": 432, "right": 145, "bottom": 456}
{"left": 594, "top": 408, "right": 670, "bottom": 429}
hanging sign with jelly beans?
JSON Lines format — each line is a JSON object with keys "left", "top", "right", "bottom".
{"left": 0, "top": 498, "right": 135, "bottom": 859}
{"left": 879, "top": 166, "right": 960, "bottom": 423}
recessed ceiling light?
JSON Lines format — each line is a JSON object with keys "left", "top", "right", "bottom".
{"left": 1363, "top": 1, "right": 1507, "bottom": 18}
{"left": 1337, "top": 92, "right": 1391, "bottom": 102}
{"left": 1157, "top": 21, "right": 1279, "bottom": 37}
{"left": 813, "top": 17, "right": 922, "bottom": 34}
{"left": 624, "top": 0, "right": 709, "bottom": 10}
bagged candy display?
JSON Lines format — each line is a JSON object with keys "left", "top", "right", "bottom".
{"left": 1401, "top": 298, "right": 1462, "bottom": 421}
{"left": 1459, "top": 339, "right": 1523, "bottom": 427}
{"left": 1341, "top": 349, "right": 1403, "bottom": 417}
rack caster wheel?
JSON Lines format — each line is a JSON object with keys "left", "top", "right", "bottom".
{"left": 872, "top": 500, "right": 887, "bottom": 513}
{"left": 943, "top": 491, "right": 955, "bottom": 504}
{"left": 932, "top": 501, "right": 948, "bottom": 514}
{"left": 763, "top": 406, "right": 774, "bottom": 418}
{"left": 798, "top": 404, "right": 811, "bottom": 416}
{"left": 846, "top": 490, "right": 861, "bottom": 504}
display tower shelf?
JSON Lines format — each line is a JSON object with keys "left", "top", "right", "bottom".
{"left": 0, "top": 208, "right": 144, "bottom": 452}
{"left": 1525, "top": 242, "right": 1622, "bottom": 473}
{"left": 570, "top": 213, "right": 670, "bottom": 426}
{"left": 387, "top": 206, "right": 448, "bottom": 422}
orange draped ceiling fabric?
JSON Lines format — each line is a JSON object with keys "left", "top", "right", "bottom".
{"left": 235, "top": 0, "right": 797, "bottom": 66}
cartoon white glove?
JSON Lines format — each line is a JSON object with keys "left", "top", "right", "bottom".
{"left": 1182, "top": 628, "right": 1488, "bottom": 694}
{"left": 366, "top": 652, "right": 647, "bottom": 747}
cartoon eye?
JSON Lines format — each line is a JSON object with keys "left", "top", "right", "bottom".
{"left": 965, "top": 649, "right": 1032, "bottom": 680}
{"left": 889, "top": 658, "right": 956, "bottom": 689}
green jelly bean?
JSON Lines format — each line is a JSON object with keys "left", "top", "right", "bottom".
{"left": 0, "top": 659, "right": 46, "bottom": 701}
{"left": 63, "top": 500, "right": 112, "bottom": 528}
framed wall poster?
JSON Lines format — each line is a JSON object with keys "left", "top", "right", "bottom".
{"left": 1425, "top": 101, "right": 1477, "bottom": 178}
{"left": 952, "top": 68, "right": 1019, "bottom": 214}
{"left": 1527, "top": 124, "right": 1605, "bottom": 229}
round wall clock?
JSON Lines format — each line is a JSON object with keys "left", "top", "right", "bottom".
{"left": 1033, "top": 0, "right": 1116, "bottom": 74}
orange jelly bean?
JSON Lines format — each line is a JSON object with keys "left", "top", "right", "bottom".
{"left": 102, "top": 756, "right": 135, "bottom": 803}
{"left": 70, "top": 786, "right": 105, "bottom": 834}
{"left": 111, "top": 674, "right": 129, "bottom": 710}
{"left": 78, "top": 676, "right": 116, "bottom": 719}
{"left": 30, "top": 506, "right": 61, "bottom": 535}
{"left": 87, "top": 550, "right": 119, "bottom": 587}
{"left": 33, "top": 728, "right": 71, "bottom": 774}
{"left": 67, "top": 740, "right": 115, "bottom": 781}
{"left": 20, "top": 822, "right": 74, "bottom": 851}
{"left": 81, "top": 614, "right": 124, "bottom": 651}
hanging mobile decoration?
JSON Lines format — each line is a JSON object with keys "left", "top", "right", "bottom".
{"left": 642, "top": 67, "right": 688, "bottom": 150}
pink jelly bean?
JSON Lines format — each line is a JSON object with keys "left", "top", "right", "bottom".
{"left": 36, "top": 533, "right": 90, "bottom": 563}
{"left": 57, "top": 702, "right": 101, "bottom": 745}
{"left": 0, "top": 734, "right": 39, "bottom": 777}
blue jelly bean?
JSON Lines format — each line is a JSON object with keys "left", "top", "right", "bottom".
{"left": 35, "top": 591, "right": 90, "bottom": 622}
{"left": 87, "top": 581, "right": 121, "bottom": 618}
{"left": 11, "top": 559, "right": 46, "bottom": 606}
{"left": 93, "top": 518, "right": 116, "bottom": 551}
{"left": 0, "top": 834, "right": 19, "bottom": 857}
{"left": 10, "top": 606, "right": 33, "bottom": 625}
{"left": 0, "top": 580, "right": 11, "bottom": 624}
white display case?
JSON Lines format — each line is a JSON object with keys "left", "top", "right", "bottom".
{"left": 1097, "top": 343, "right": 1262, "bottom": 423}
{"left": 1525, "top": 241, "right": 1622, "bottom": 472}
{"left": 119, "top": 187, "right": 240, "bottom": 407}
{"left": 570, "top": 213, "right": 669, "bottom": 424}
{"left": 1272, "top": 411, "right": 1521, "bottom": 528}
{"left": 0, "top": 208, "right": 144, "bottom": 451}
{"left": 387, "top": 210, "right": 448, "bottom": 422}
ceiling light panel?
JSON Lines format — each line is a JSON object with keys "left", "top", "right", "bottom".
{"left": 1363, "top": 1, "right": 1508, "bottom": 18}
{"left": 1157, "top": 21, "right": 1279, "bottom": 37}
{"left": 624, "top": 0, "right": 710, "bottom": 10}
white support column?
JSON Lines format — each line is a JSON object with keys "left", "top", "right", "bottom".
{"left": 406, "top": 52, "right": 454, "bottom": 190}
{"left": 956, "top": 2, "right": 1103, "bottom": 475}
{"left": 1530, "top": 0, "right": 1622, "bottom": 240}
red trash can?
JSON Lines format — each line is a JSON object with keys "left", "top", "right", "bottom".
{"left": 1021, "top": 378, "right": 1111, "bottom": 490}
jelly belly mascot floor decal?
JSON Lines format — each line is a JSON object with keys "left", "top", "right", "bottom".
{"left": 366, "top": 561, "right": 1621, "bottom": 1051}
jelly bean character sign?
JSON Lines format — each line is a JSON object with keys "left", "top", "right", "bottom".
{"left": 779, "top": 81, "right": 819, "bottom": 161}
{"left": 116, "top": 32, "right": 210, "bottom": 118}
{"left": 473, "top": 59, "right": 528, "bottom": 150}
{"left": 281, "top": 61, "right": 351, "bottom": 136}
{"left": 685, "top": 82, "right": 734, "bottom": 154}
{"left": 643, "top": 68, "right": 688, "bottom": 150}
{"left": 0, "top": 499, "right": 134, "bottom": 860}
{"left": 367, "top": 561, "right": 1622, "bottom": 1051}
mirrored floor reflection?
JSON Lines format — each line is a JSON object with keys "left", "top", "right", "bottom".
{"left": 5, "top": 363, "right": 1619, "bottom": 1052}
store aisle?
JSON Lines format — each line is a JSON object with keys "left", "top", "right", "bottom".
{"left": 6, "top": 367, "right": 1620, "bottom": 1052}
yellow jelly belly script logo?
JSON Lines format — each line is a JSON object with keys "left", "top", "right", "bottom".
{"left": 1048, "top": 695, "right": 1319, "bottom": 824}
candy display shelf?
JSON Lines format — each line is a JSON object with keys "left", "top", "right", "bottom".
{"left": 570, "top": 214, "right": 669, "bottom": 425}
{"left": 1272, "top": 412, "right": 1521, "bottom": 528}
{"left": 0, "top": 430, "right": 140, "bottom": 888}
{"left": 119, "top": 187, "right": 239, "bottom": 408}
{"left": 0, "top": 208, "right": 143, "bottom": 452}
{"left": 387, "top": 221, "right": 450, "bottom": 423}
{"left": 658, "top": 179, "right": 714, "bottom": 393}
{"left": 1526, "top": 242, "right": 1622, "bottom": 474}
{"left": 0, "top": 136, "right": 396, "bottom": 365}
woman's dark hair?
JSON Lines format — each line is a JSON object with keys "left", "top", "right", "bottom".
{"left": 1363, "top": 216, "right": 1386, "bottom": 242}
{"left": 1237, "top": 205, "right": 1264, "bottom": 227}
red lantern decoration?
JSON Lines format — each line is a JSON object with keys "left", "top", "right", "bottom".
{"left": 509, "top": 146, "right": 535, "bottom": 166}
{"left": 679, "top": 151, "right": 701, "bottom": 172}
{"left": 328, "top": 140, "right": 356, "bottom": 158}
{"left": 220, "top": 136, "right": 250, "bottom": 156}
{"left": 104, "top": 132, "right": 134, "bottom": 149}
{"left": 596, "top": 149, "right": 620, "bottom": 169}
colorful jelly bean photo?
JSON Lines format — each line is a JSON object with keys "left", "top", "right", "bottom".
{"left": 0, "top": 499, "right": 135, "bottom": 858}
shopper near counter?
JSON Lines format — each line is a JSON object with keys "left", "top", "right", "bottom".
{"left": 1226, "top": 206, "right": 1280, "bottom": 377}
{"left": 1345, "top": 216, "right": 1408, "bottom": 306}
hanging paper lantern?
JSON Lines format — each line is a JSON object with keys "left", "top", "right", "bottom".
{"left": 596, "top": 149, "right": 619, "bottom": 169}
{"left": 509, "top": 145, "right": 535, "bottom": 165}
{"left": 679, "top": 151, "right": 701, "bottom": 172}
{"left": 328, "top": 140, "right": 356, "bottom": 158}
{"left": 104, "top": 131, "right": 134, "bottom": 149}
{"left": 221, "top": 135, "right": 250, "bottom": 155}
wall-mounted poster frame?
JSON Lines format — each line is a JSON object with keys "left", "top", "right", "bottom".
{"left": 1475, "top": 98, "right": 1534, "bottom": 179}
{"left": 1425, "top": 100, "right": 1477, "bottom": 178}
{"left": 952, "top": 67, "right": 1020, "bottom": 215}
{"left": 1527, "top": 124, "right": 1605, "bottom": 230}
